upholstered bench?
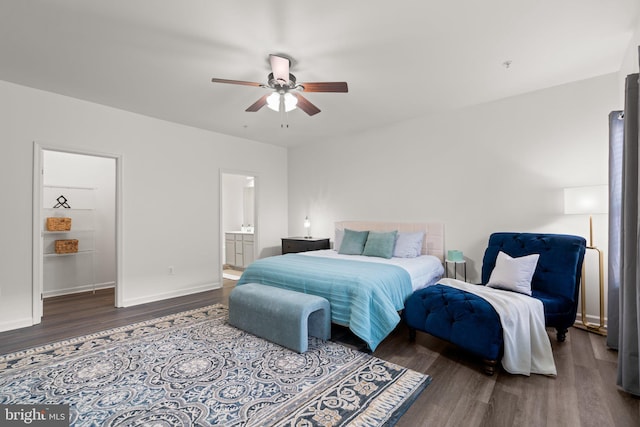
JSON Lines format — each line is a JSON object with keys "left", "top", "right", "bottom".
{"left": 228, "top": 283, "right": 331, "bottom": 353}
{"left": 405, "top": 284, "right": 503, "bottom": 374}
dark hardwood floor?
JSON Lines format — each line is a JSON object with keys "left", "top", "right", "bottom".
{"left": 1, "top": 282, "right": 637, "bottom": 426}
{"left": 0, "top": 283, "right": 233, "bottom": 355}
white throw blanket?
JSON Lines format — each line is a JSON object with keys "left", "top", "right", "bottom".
{"left": 437, "top": 278, "right": 557, "bottom": 376}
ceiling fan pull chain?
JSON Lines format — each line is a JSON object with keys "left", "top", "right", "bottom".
{"left": 279, "top": 103, "right": 290, "bottom": 128}
{"left": 280, "top": 95, "right": 285, "bottom": 128}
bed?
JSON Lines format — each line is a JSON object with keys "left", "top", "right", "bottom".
{"left": 236, "top": 221, "right": 445, "bottom": 351}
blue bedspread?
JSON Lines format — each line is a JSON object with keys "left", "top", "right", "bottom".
{"left": 236, "top": 253, "right": 413, "bottom": 351}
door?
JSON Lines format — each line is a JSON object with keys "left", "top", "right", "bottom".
{"left": 33, "top": 143, "right": 122, "bottom": 323}
{"left": 220, "top": 172, "right": 257, "bottom": 278}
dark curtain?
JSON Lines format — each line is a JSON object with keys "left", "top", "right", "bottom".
{"left": 615, "top": 70, "right": 640, "bottom": 396}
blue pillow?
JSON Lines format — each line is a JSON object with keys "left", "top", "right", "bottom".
{"left": 338, "top": 229, "right": 369, "bottom": 255}
{"left": 363, "top": 230, "right": 398, "bottom": 259}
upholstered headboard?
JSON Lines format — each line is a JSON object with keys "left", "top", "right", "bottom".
{"left": 335, "top": 221, "right": 445, "bottom": 262}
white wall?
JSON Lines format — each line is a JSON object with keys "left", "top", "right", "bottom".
{"left": 0, "top": 80, "right": 288, "bottom": 332}
{"left": 619, "top": 17, "right": 640, "bottom": 84}
{"left": 43, "top": 150, "right": 116, "bottom": 295}
{"left": 288, "top": 73, "right": 618, "bottom": 322}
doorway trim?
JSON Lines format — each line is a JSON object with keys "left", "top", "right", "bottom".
{"left": 32, "top": 142, "right": 124, "bottom": 324}
{"left": 219, "top": 169, "right": 258, "bottom": 285}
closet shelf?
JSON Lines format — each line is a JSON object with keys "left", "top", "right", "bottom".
{"left": 43, "top": 207, "right": 94, "bottom": 212}
{"left": 44, "top": 250, "right": 94, "bottom": 258}
{"left": 42, "top": 185, "right": 97, "bottom": 293}
{"left": 44, "top": 185, "right": 96, "bottom": 190}
{"left": 43, "top": 229, "right": 94, "bottom": 235}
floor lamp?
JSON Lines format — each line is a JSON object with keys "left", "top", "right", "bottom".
{"left": 564, "top": 185, "right": 608, "bottom": 335}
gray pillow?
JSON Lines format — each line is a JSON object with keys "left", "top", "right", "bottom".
{"left": 393, "top": 231, "right": 425, "bottom": 258}
{"left": 334, "top": 228, "right": 344, "bottom": 251}
{"left": 486, "top": 251, "right": 539, "bottom": 296}
{"left": 363, "top": 230, "right": 398, "bottom": 259}
{"left": 338, "top": 229, "right": 369, "bottom": 255}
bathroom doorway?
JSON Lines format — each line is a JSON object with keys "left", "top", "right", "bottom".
{"left": 220, "top": 172, "right": 257, "bottom": 281}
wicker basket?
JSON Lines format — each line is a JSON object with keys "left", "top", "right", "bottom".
{"left": 47, "top": 217, "right": 72, "bottom": 231}
{"left": 55, "top": 239, "right": 78, "bottom": 254}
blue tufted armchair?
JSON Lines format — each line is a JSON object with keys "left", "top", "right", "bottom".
{"left": 404, "top": 232, "right": 586, "bottom": 374}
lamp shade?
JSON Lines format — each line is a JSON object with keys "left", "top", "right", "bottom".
{"left": 564, "top": 185, "right": 608, "bottom": 215}
{"left": 266, "top": 92, "right": 298, "bottom": 112}
{"left": 266, "top": 93, "right": 280, "bottom": 111}
{"left": 283, "top": 93, "right": 297, "bottom": 112}
{"left": 304, "top": 216, "right": 311, "bottom": 229}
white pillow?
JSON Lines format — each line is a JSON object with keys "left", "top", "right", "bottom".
{"left": 393, "top": 231, "right": 425, "bottom": 258}
{"left": 486, "top": 251, "right": 540, "bottom": 296}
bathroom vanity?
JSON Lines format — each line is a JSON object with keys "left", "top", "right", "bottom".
{"left": 225, "top": 231, "right": 254, "bottom": 268}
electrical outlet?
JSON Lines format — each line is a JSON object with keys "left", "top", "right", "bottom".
{"left": 168, "top": 266, "right": 174, "bottom": 275}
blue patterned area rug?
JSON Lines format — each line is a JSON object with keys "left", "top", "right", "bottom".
{"left": 0, "top": 305, "right": 430, "bottom": 426}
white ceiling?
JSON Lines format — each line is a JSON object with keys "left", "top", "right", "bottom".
{"left": 1, "top": 1, "right": 638, "bottom": 148}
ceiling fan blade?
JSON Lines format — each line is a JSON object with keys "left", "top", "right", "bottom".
{"left": 299, "top": 82, "right": 348, "bottom": 93}
{"left": 211, "top": 78, "right": 263, "bottom": 87}
{"left": 245, "top": 94, "right": 269, "bottom": 112}
{"left": 294, "top": 93, "right": 321, "bottom": 116}
{"left": 269, "top": 55, "right": 290, "bottom": 84}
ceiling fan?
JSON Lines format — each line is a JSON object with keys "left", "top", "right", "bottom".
{"left": 211, "top": 54, "right": 348, "bottom": 116}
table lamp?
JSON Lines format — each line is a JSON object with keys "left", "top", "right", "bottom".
{"left": 304, "top": 216, "right": 311, "bottom": 239}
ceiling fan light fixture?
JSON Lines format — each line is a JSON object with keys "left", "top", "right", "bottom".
{"left": 266, "top": 92, "right": 280, "bottom": 111}
{"left": 284, "top": 92, "right": 298, "bottom": 112}
{"left": 266, "top": 92, "right": 298, "bottom": 112}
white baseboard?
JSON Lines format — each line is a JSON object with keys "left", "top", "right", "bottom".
{"left": 43, "top": 282, "right": 116, "bottom": 299}
{"left": 121, "top": 281, "right": 221, "bottom": 307}
{"left": 574, "top": 312, "right": 607, "bottom": 329}
{"left": 0, "top": 316, "right": 36, "bottom": 333}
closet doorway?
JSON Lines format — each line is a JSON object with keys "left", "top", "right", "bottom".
{"left": 32, "top": 144, "right": 121, "bottom": 323}
{"left": 220, "top": 171, "right": 257, "bottom": 282}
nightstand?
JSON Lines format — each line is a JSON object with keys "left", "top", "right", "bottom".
{"left": 445, "top": 259, "right": 467, "bottom": 281}
{"left": 281, "top": 237, "right": 330, "bottom": 254}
